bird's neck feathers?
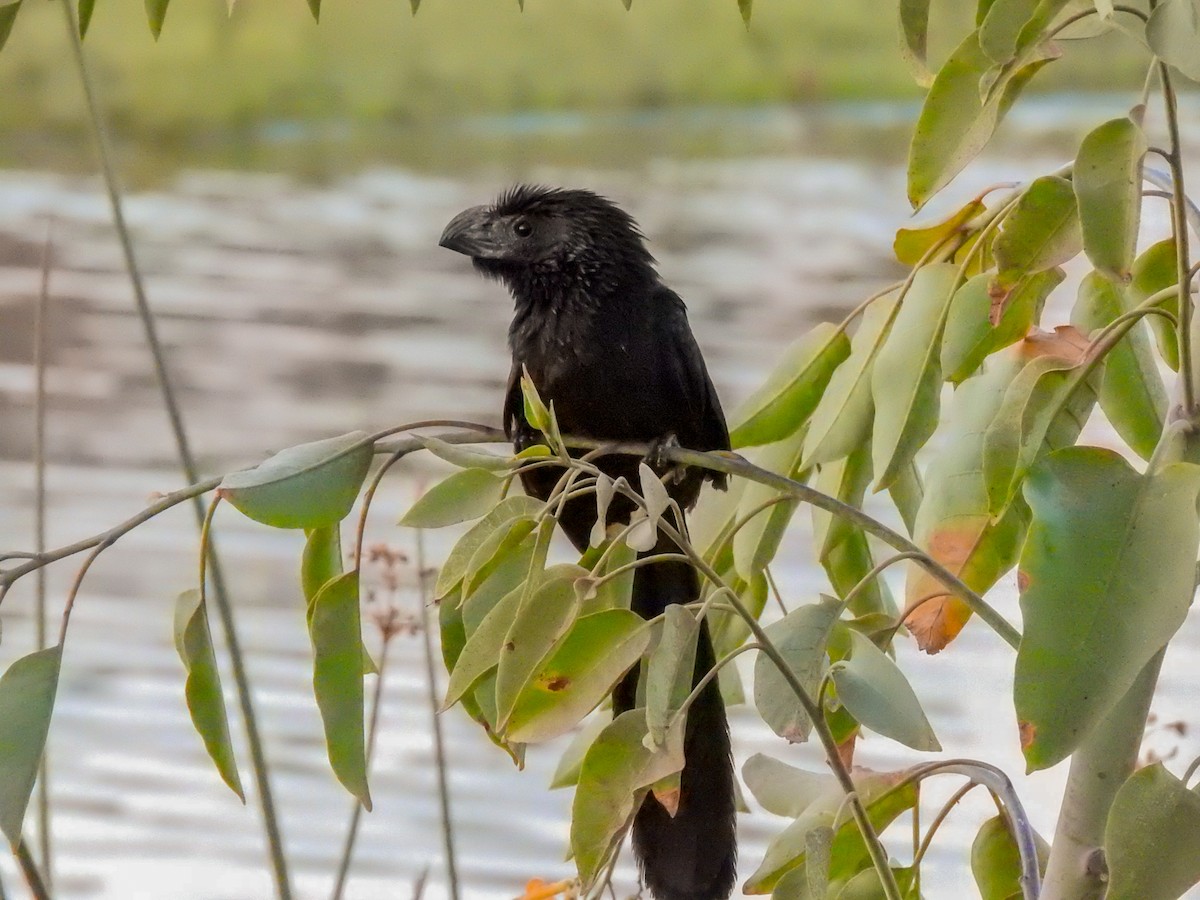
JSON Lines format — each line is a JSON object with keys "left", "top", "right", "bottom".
{"left": 502, "top": 242, "right": 657, "bottom": 350}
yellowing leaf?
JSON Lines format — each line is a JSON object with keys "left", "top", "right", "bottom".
{"left": 941, "top": 268, "right": 1062, "bottom": 384}
{"left": 893, "top": 197, "right": 985, "bottom": 265}
{"left": 507, "top": 611, "right": 650, "bottom": 744}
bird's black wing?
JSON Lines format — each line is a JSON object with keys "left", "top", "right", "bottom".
{"left": 654, "top": 286, "right": 730, "bottom": 489}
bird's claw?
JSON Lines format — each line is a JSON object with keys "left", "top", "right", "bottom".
{"left": 646, "top": 433, "right": 684, "bottom": 482}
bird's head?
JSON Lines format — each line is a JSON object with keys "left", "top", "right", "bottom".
{"left": 439, "top": 185, "right": 654, "bottom": 289}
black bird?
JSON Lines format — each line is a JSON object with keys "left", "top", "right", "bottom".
{"left": 440, "top": 185, "right": 736, "bottom": 900}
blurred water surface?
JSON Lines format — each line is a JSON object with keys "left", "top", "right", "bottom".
{"left": 1, "top": 104, "right": 1199, "bottom": 899}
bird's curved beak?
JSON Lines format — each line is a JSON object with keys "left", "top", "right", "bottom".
{"left": 439, "top": 205, "right": 501, "bottom": 258}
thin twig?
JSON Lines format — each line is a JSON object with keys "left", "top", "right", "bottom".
{"left": 1157, "top": 62, "right": 1198, "bottom": 415}
{"left": 13, "top": 840, "right": 50, "bottom": 900}
{"left": 34, "top": 221, "right": 53, "bottom": 885}
{"left": 56, "top": 0, "right": 294, "bottom": 894}
{"left": 911, "top": 781, "right": 978, "bottom": 868}
{"left": 329, "top": 636, "right": 394, "bottom": 900}
{"left": 416, "top": 529, "right": 461, "bottom": 900}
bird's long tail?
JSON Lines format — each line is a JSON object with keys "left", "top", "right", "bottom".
{"left": 612, "top": 540, "right": 737, "bottom": 900}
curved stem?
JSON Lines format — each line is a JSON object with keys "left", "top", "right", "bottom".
{"left": 416, "top": 529, "right": 460, "bottom": 900}
{"left": 841, "top": 551, "right": 926, "bottom": 620}
{"left": 33, "top": 224, "right": 53, "bottom": 885}
{"left": 329, "top": 636, "right": 393, "bottom": 900}
{"left": 13, "top": 840, "right": 50, "bottom": 900}
{"left": 1159, "top": 61, "right": 1198, "bottom": 416}
{"left": 911, "top": 781, "right": 978, "bottom": 868}
{"left": 670, "top": 642, "right": 763, "bottom": 724}
{"left": 647, "top": 516, "right": 902, "bottom": 900}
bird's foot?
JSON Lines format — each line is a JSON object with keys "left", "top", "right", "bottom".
{"left": 646, "top": 433, "right": 685, "bottom": 484}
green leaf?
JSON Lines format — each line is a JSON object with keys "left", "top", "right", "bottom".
{"left": 0, "top": 645, "right": 63, "bottom": 846}
{"left": 742, "top": 753, "right": 836, "bottom": 818}
{"left": 981, "top": 326, "right": 1096, "bottom": 516}
{"left": 811, "top": 444, "right": 895, "bottom": 618}
{"left": 521, "top": 370, "right": 553, "bottom": 434}
{"left": 907, "top": 30, "right": 1055, "bottom": 207}
{"left": 1131, "top": 239, "right": 1181, "bottom": 370}
{"left": 507, "top": 610, "right": 650, "bottom": 744}
{"left": 571, "top": 710, "right": 685, "bottom": 888}
{"left": 305, "top": 0, "right": 319, "bottom": 22}
{"left": 993, "top": 175, "right": 1082, "bottom": 291}
{"left": 737, "top": 0, "right": 752, "bottom": 25}
{"left": 173, "top": 590, "right": 244, "bottom": 800}
{"left": 887, "top": 459, "right": 924, "bottom": 537}
{"left": 1074, "top": 117, "right": 1147, "bottom": 281}
{"left": 754, "top": 595, "right": 842, "bottom": 743}
{"left": 495, "top": 565, "right": 585, "bottom": 730}
{"left": 832, "top": 866, "right": 918, "bottom": 899}
{"left": 549, "top": 715, "right": 609, "bottom": 789}
{"left": 399, "top": 467, "right": 505, "bottom": 529}
{"left": 971, "top": 814, "right": 1050, "bottom": 900}
{"left": 979, "top": 0, "right": 1040, "bottom": 63}
{"left": 144, "top": 0, "right": 169, "bottom": 37}
{"left": 579, "top": 538, "right": 636, "bottom": 615}
{"left": 733, "top": 426, "right": 808, "bottom": 581}
{"left": 444, "top": 583, "right": 524, "bottom": 709}
{"left": 643, "top": 605, "right": 700, "bottom": 747}
{"left": 1071, "top": 271, "right": 1167, "bottom": 459}
{"left": 462, "top": 515, "right": 538, "bottom": 598}
{"left": 1147, "top": 0, "right": 1200, "bottom": 81}
{"left": 78, "top": 0, "right": 95, "bottom": 39}
{"left": 1105, "top": 763, "right": 1200, "bottom": 899}
{"left": 744, "top": 768, "right": 919, "bottom": 893}
{"left": 941, "top": 268, "right": 1062, "bottom": 384}
{"left": 0, "top": 2, "right": 20, "bottom": 55}
{"left": 301, "top": 524, "right": 342, "bottom": 604}
{"left": 416, "top": 435, "right": 513, "bottom": 471}
{"left": 898, "top": 0, "right": 934, "bottom": 85}
{"left": 832, "top": 631, "right": 940, "bottom": 751}
{"left": 435, "top": 496, "right": 540, "bottom": 596}
{"left": 462, "top": 538, "right": 536, "bottom": 633}
{"left": 871, "top": 263, "right": 959, "bottom": 490}
{"left": 1015, "top": 448, "right": 1200, "bottom": 769}
{"left": 729, "top": 323, "right": 850, "bottom": 448}
{"left": 893, "top": 197, "right": 986, "bottom": 265}
{"left": 802, "top": 290, "right": 900, "bottom": 468}
{"left": 308, "top": 572, "right": 371, "bottom": 806}
{"left": 219, "top": 431, "right": 373, "bottom": 529}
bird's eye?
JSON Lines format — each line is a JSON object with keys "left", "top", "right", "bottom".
{"left": 513, "top": 220, "right": 533, "bottom": 238}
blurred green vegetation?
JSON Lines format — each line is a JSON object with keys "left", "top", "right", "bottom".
{"left": 0, "top": 0, "right": 1153, "bottom": 176}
